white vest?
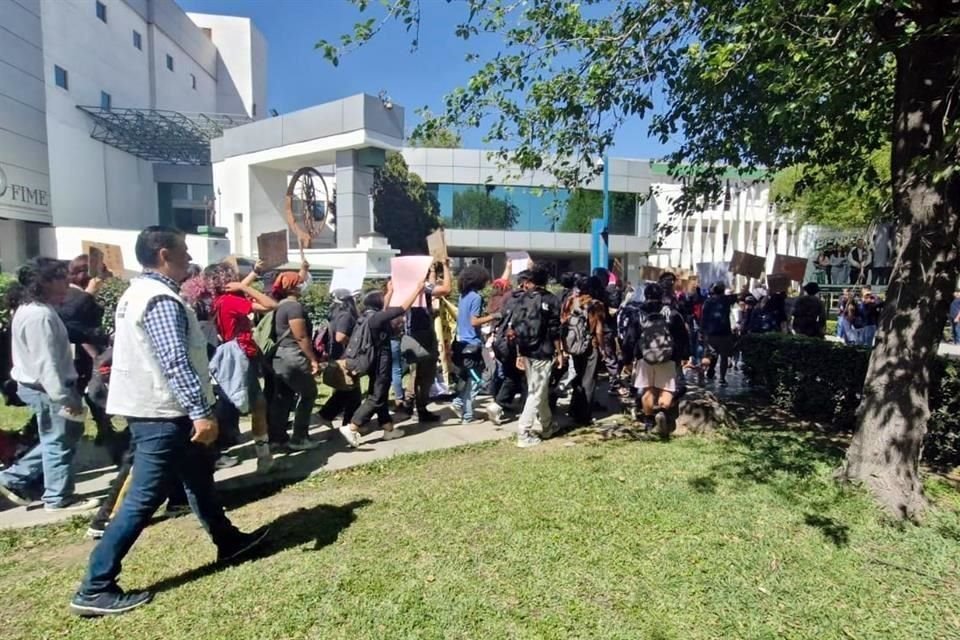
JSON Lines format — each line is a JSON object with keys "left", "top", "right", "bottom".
{"left": 107, "top": 276, "right": 215, "bottom": 419}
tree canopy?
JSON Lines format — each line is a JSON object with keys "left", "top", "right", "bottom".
{"left": 372, "top": 153, "right": 442, "bottom": 254}
{"left": 407, "top": 112, "right": 463, "bottom": 148}
{"left": 560, "top": 189, "right": 638, "bottom": 234}
{"left": 451, "top": 190, "right": 519, "bottom": 230}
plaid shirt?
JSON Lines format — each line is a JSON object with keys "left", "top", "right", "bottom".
{"left": 141, "top": 271, "right": 210, "bottom": 420}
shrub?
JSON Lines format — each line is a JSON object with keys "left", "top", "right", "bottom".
{"left": 740, "top": 333, "right": 960, "bottom": 469}
{"left": 95, "top": 278, "right": 130, "bottom": 334}
{"left": 0, "top": 273, "right": 18, "bottom": 332}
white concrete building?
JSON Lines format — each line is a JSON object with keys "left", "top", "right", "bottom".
{"left": 1, "top": 0, "right": 264, "bottom": 270}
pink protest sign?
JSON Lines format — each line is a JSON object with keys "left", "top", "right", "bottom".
{"left": 390, "top": 256, "right": 433, "bottom": 308}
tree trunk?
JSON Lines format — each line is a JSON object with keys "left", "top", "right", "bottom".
{"left": 842, "top": 7, "right": 960, "bottom": 520}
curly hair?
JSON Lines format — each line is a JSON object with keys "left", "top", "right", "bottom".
{"left": 458, "top": 264, "right": 490, "bottom": 294}
{"left": 7, "top": 257, "right": 68, "bottom": 308}
{"left": 201, "top": 263, "right": 238, "bottom": 295}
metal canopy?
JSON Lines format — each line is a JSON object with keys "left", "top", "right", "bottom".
{"left": 76, "top": 106, "right": 252, "bottom": 165}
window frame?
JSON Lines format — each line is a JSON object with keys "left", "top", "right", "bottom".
{"left": 54, "top": 65, "right": 68, "bottom": 90}
{"left": 95, "top": 1, "right": 107, "bottom": 23}
{"left": 133, "top": 30, "right": 142, "bottom": 51}
{"left": 166, "top": 54, "right": 174, "bottom": 71}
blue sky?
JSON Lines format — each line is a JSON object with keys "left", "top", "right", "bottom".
{"left": 177, "top": 0, "right": 675, "bottom": 160}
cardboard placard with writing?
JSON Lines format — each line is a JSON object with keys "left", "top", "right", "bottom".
{"left": 729, "top": 251, "right": 765, "bottom": 279}
{"left": 766, "top": 272, "right": 790, "bottom": 294}
{"left": 82, "top": 241, "right": 124, "bottom": 278}
{"left": 773, "top": 254, "right": 809, "bottom": 283}
{"left": 426, "top": 229, "right": 448, "bottom": 264}
{"left": 257, "top": 231, "right": 288, "bottom": 271}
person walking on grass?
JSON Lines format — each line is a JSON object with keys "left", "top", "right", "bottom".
{"left": 512, "top": 265, "right": 563, "bottom": 448}
{"left": 451, "top": 265, "right": 500, "bottom": 424}
{"left": 634, "top": 283, "right": 689, "bottom": 434}
{"left": 71, "top": 227, "right": 268, "bottom": 617}
{"left": 0, "top": 258, "right": 100, "bottom": 514}
{"left": 699, "top": 283, "right": 739, "bottom": 386}
{"left": 338, "top": 280, "right": 425, "bottom": 448}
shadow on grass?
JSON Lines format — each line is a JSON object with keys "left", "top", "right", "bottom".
{"left": 143, "top": 498, "right": 372, "bottom": 596}
{"left": 803, "top": 513, "right": 850, "bottom": 547}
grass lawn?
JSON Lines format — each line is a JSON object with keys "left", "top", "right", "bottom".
{"left": 1, "top": 418, "right": 959, "bottom": 639}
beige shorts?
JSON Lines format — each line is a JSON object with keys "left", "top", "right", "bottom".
{"left": 634, "top": 360, "right": 677, "bottom": 392}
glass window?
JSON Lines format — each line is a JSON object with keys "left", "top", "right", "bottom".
{"left": 191, "top": 184, "right": 214, "bottom": 201}
{"left": 190, "top": 73, "right": 197, "bottom": 90}
{"left": 169, "top": 183, "right": 189, "bottom": 200}
{"left": 166, "top": 54, "right": 174, "bottom": 71}
{"left": 426, "top": 183, "right": 638, "bottom": 235}
{"left": 54, "top": 65, "right": 68, "bottom": 90}
{"left": 95, "top": 1, "right": 107, "bottom": 23}
{"left": 100, "top": 91, "right": 111, "bottom": 110}
{"left": 133, "top": 30, "right": 142, "bottom": 50}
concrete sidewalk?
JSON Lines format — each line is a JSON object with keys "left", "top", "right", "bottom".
{"left": 0, "top": 403, "right": 516, "bottom": 530}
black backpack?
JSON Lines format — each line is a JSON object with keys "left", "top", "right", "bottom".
{"left": 618, "top": 301, "right": 643, "bottom": 359}
{"left": 638, "top": 305, "right": 675, "bottom": 364}
{"left": 510, "top": 290, "right": 545, "bottom": 351}
{"left": 341, "top": 310, "right": 375, "bottom": 375}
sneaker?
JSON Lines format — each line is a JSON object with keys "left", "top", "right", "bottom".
{"left": 288, "top": 437, "right": 322, "bottom": 451}
{"left": 0, "top": 483, "right": 30, "bottom": 507}
{"left": 654, "top": 411, "right": 669, "bottom": 435}
{"left": 461, "top": 417, "right": 483, "bottom": 425}
{"left": 338, "top": 425, "right": 361, "bottom": 448}
{"left": 417, "top": 409, "right": 441, "bottom": 423}
{"left": 86, "top": 525, "right": 105, "bottom": 540}
{"left": 539, "top": 422, "right": 559, "bottom": 440}
{"left": 217, "top": 525, "right": 270, "bottom": 564}
{"left": 486, "top": 403, "right": 504, "bottom": 425}
{"left": 269, "top": 442, "right": 290, "bottom": 455}
{"left": 516, "top": 434, "right": 543, "bottom": 448}
{"left": 215, "top": 454, "right": 240, "bottom": 470}
{"left": 382, "top": 427, "right": 405, "bottom": 441}
{"left": 71, "top": 589, "right": 153, "bottom": 617}
{"left": 44, "top": 497, "right": 100, "bottom": 513}
{"left": 450, "top": 403, "right": 464, "bottom": 420}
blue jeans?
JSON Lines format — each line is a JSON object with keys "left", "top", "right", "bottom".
{"left": 390, "top": 338, "right": 405, "bottom": 401}
{"left": 953, "top": 323, "right": 960, "bottom": 344}
{"left": 79, "top": 418, "right": 240, "bottom": 596}
{"left": 0, "top": 385, "right": 83, "bottom": 507}
{"left": 453, "top": 376, "right": 480, "bottom": 420}
{"left": 862, "top": 325, "right": 877, "bottom": 347}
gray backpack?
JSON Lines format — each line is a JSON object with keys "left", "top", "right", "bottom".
{"left": 639, "top": 306, "right": 675, "bottom": 364}
{"left": 563, "top": 297, "right": 592, "bottom": 356}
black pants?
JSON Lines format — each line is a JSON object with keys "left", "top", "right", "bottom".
{"left": 352, "top": 372, "right": 392, "bottom": 427}
{"left": 409, "top": 331, "right": 438, "bottom": 411}
{"left": 320, "top": 388, "right": 362, "bottom": 426}
{"left": 601, "top": 326, "right": 620, "bottom": 390}
{"left": 495, "top": 358, "right": 526, "bottom": 410}
{"left": 569, "top": 346, "right": 599, "bottom": 424}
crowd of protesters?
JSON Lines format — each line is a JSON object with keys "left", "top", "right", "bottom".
{"left": 0, "top": 224, "right": 885, "bottom": 616}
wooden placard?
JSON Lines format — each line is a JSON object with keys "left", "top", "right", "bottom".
{"left": 426, "top": 229, "right": 448, "bottom": 264}
{"left": 257, "top": 231, "right": 288, "bottom": 271}
{"left": 82, "top": 241, "right": 124, "bottom": 278}
{"left": 767, "top": 272, "right": 790, "bottom": 294}
{"left": 773, "top": 254, "right": 808, "bottom": 283}
{"left": 730, "top": 251, "right": 765, "bottom": 279}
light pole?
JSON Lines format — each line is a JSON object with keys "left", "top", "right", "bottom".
{"left": 591, "top": 154, "right": 610, "bottom": 272}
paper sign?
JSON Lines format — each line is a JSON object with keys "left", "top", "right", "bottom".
{"left": 390, "top": 256, "right": 433, "bottom": 308}
{"left": 696, "top": 262, "right": 730, "bottom": 288}
{"left": 82, "top": 241, "right": 124, "bottom": 278}
{"left": 767, "top": 272, "right": 790, "bottom": 294}
{"left": 640, "top": 265, "right": 663, "bottom": 282}
{"left": 257, "top": 231, "right": 288, "bottom": 271}
{"left": 427, "top": 229, "right": 448, "bottom": 264}
{"left": 330, "top": 265, "right": 366, "bottom": 294}
{"left": 729, "top": 251, "right": 765, "bottom": 279}
{"left": 506, "top": 251, "right": 530, "bottom": 273}
{"left": 773, "top": 254, "right": 809, "bottom": 283}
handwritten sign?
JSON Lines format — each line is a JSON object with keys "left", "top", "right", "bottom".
{"left": 426, "top": 229, "right": 448, "bottom": 264}
{"left": 82, "top": 241, "right": 124, "bottom": 278}
{"left": 729, "top": 251, "right": 765, "bottom": 279}
{"left": 390, "top": 256, "right": 433, "bottom": 308}
{"left": 773, "top": 254, "right": 809, "bottom": 283}
{"left": 330, "top": 265, "right": 366, "bottom": 294}
{"left": 506, "top": 251, "right": 530, "bottom": 273}
{"left": 257, "top": 231, "right": 288, "bottom": 271}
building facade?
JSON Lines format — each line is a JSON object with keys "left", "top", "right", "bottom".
{"left": 0, "top": 0, "right": 264, "bottom": 269}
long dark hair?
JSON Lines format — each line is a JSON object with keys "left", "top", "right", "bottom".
{"left": 7, "top": 257, "right": 68, "bottom": 309}
{"left": 458, "top": 264, "right": 490, "bottom": 294}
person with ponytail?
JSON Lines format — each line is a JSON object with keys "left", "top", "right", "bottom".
{"left": 0, "top": 258, "right": 99, "bottom": 513}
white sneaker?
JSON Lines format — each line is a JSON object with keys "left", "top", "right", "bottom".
{"left": 382, "top": 427, "right": 405, "bottom": 441}
{"left": 516, "top": 434, "right": 542, "bottom": 449}
{"left": 486, "top": 403, "right": 504, "bottom": 425}
{"left": 339, "top": 426, "right": 361, "bottom": 448}
{"left": 44, "top": 497, "right": 100, "bottom": 513}
{"left": 288, "top": 437, "right": 322, "bottom": 451}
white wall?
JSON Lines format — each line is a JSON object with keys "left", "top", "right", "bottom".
{"left": 0, "top": 0, "right": 51, "bottom": 225}
{"left": 150, "top": 26, "right": 217, "bottom": 113}
{"left": 186, "top": 12, "right": 264, "bottom": 118}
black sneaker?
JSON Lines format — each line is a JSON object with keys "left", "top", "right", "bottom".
{"left": 217, "top": 525, "right": 270, "bottom": 564}
{"left": 70, "top": 589, "right": 153, "bottom": 617}
{"left": 417, "top": 409, "right": 441, "bottom": 423}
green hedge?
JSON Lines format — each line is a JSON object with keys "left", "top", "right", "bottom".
{"left": 740, "top": 333, "right": 960, "bottom": 469}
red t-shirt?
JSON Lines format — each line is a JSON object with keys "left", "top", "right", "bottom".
{"left": 213, "top": 293, "right": 258, "bottom": 358}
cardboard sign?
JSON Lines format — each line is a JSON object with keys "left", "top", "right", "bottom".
{"left": 640, "top": 265, "right": 664, "bottom": 282}
{"left": 773, "top": 254, "right": 809, "bottom": 283}
{"left": 729, "top": 251, "right": 765, "bottom": 279}
{"left": 696, "top": 261, "right": 730, "bottom": 288}
{"left": 82, "top": 241, "right": 124, "bottom": 278}
{"left": 426, "top": 229, "right": 448, "bottom": 264}
{"left": 330, "top": 265, "right": 366, "bottom": 294}
{"left": 506, "top": 251, "right": 530, "bottom": 273}
{"left": 767, "top": 272, "right": 790, "bottom": 294}
{"left": 257, "top": 231, "right": 288, "bottom": 271}
{"left": 222, "top": 255, "right": 239, "bottom": 272}
{"left": 390, "top": 256, "right": 433, "bottom": 308}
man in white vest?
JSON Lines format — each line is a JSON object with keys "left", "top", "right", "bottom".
{"left": 71, "top": 227, "right": 268, "bottom": 617}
